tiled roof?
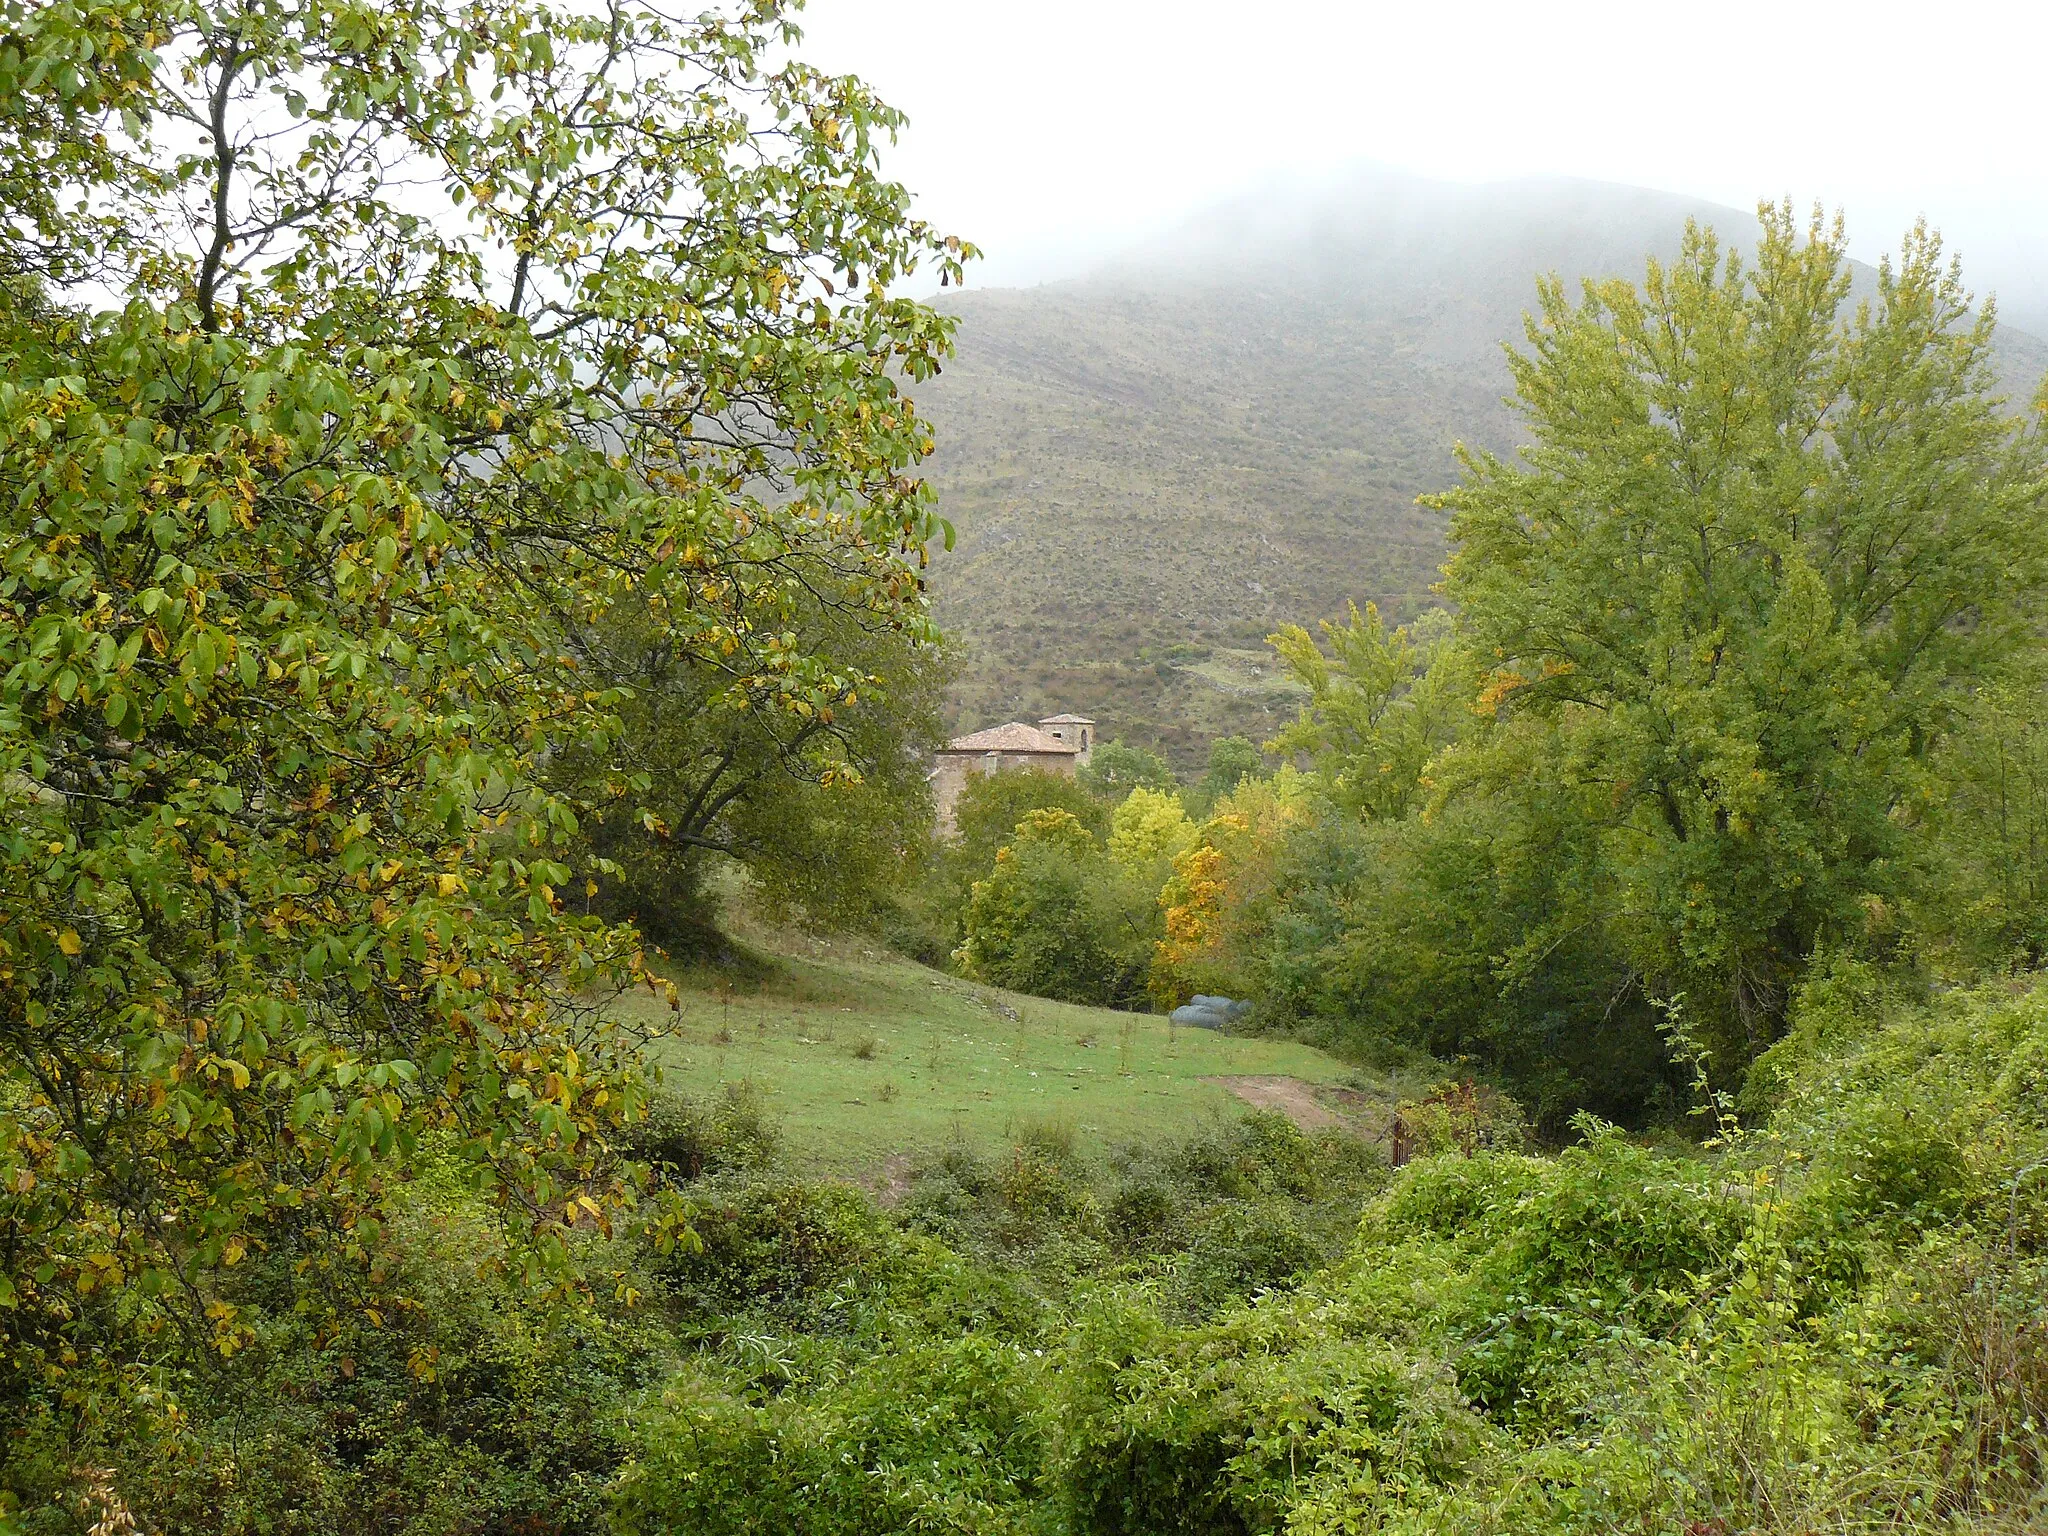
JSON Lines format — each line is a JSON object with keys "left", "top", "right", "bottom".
{"left": 942, "top": 722, "right": 1079, "bottom": 754}
{"left": 1038, "top": 713, "right": 1096, "bottom": 725}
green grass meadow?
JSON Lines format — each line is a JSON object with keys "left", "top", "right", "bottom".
{"left": 618, "top": 928, "right": 1374, "bottom": 1177}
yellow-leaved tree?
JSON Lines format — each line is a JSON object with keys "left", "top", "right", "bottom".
{"left": 1152, "top": 770, "right": 1321, "bottom": 1005}
{"left": 0, "top": 0, "right": 969, "bottom": 1410}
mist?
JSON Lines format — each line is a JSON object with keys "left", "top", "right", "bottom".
{"left": 796, "top": 0, "right": 2048, "bottom": 332}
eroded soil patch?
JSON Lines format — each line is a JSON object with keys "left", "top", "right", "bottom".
{"left": 1206, "top": 1075, "right": 1345, "bottom": 1130}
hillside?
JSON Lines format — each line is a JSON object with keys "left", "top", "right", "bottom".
{"left": 626, "top": 918, "right": 1408, "bottom": 1178}
{"left": 622, "top": 973, "right": 2048, "bottom": 1536}
{"left": 917, "top": 169, "right": 2048, "bottom": 763}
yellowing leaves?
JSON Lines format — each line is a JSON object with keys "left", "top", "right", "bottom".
{"left": 0, "top": 0, "right": 964, "bottom": 1369}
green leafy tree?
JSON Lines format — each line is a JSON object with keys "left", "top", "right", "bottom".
{"left": 1107, "top": 786, "right": 1197, "bottom": 874}
{"left": 1077, "top": 738, "right": 1176, "bottom": 798}
{"left": 1435, "top": 205, "right": 2048, "bottom": 1060}
{"left": 952, "top": 769, "right": 1108, "bottom": 860}
{"left": 1189, "top": 735, "right": 1268, "bottom": 816}
{"left": 899, "top": 766, "right": 1109, "bottom": 962}
{"left": 557, "top": 589, "right": 946, "bottom": 952}
{"left": 1913, "top": 671, "right": 2048, "bottom": 971}
{"left": 1267, "top": 603, "right": 1470, "bottom": 820}
{"left": 1316, "top": 775, "right": 1671, "bottom": 1128}
{"left": 957, "top": 810, "right": 1154, "bottom": 1008}
{"left": 0, "top": 0, "right": 968, "bottom": 1410}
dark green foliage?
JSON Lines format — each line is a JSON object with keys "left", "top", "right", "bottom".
{"left": 613, "top": 1335, "right": 1048, "bottom": 1536}
{"left": 953, "top": 769, "right": 1111, "bottom": 872}
{"left": 663, "top": 1181, "right": 890, "bottom": 1314}
{"left": 23, "top": 978, "right": 2041, "bottom": 1533}
{"left": 1077, "top": 738, "right": 1178, "bottom": 797}
{"left": 623, "top": 1083, "right": 781, "bottom": 1184}
{"left": 1174, "top": 1203, "right": 1323, "bottom": 1315}
{"left": 1238, "top": 793, "right": 1677, "bottom": 1130}
{"left": 602, "top": 1114, "right": 1393, "bottom": 1535}
{"left": 957, "top": 828, "right": 1122, "bottom": 1002}
{"left": 900, "top": 1137, "right": 1105, "bottom": 1259}
{"left": 1185, "top": 735, "right": 1270, "bottom": 817}
{"left": 886, "top": 1116, "right": 1386, "bottom": 1353}
{"left": 560, "top": 599, "right": 947, "bottom": 956}
{"left": 2, "top": 1175, "right": 667, "bottom": 1535}
{"left": 1156, "top": 1110, "right": 1354, "bottom": 1204}
{"left": 902, "top": 767, "right": 1112, "bottom": 962}
{"left": 955, "top": 811, "right": 1159, "bottom": 1008}
{"left": 1050, "top": 1293, "right": 1484, "bottom": 1536}
{"left": 1910, "top": 672, "right": 2048, "bottom": 971}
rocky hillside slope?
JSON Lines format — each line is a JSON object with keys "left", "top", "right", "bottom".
{"left": 916, "top": 170, "right": 2048, "bottom": 763}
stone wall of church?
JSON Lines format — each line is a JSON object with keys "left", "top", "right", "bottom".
{"left": 930, "top": 749, "right": 1078, "bottom": 836}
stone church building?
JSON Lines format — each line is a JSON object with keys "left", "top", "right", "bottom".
{"left": 929, "top": 714, "right": 1095, "bottom": 835}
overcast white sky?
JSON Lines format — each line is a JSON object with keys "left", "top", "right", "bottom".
{"left": 796, "top": 0, "right": 2048, "bottom": 324}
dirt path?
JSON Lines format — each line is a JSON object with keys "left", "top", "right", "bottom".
{"left": 1206, "top": 1075, "right": 1349, "bottom": 1131}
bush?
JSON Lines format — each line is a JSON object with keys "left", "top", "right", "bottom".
{"left": 623, "top": 1083, "right": 780, "bottom": 1182}
{"left": 623, "top": 970, "right": 2048, "bottom": 1536}
{"left": 1105, "top": 1178, "right": 1182, "bottom": 1251}
{"left": 1421, "top": 1128, "right": 1744, "bottom": 1423}
{"left": 1375, "top": 1148, "right": 1546, "bottom": 1241}
{"left": 1282, "top": 794, "right": 1678, "bottom": 1131}
{"left": 1050, "top": 1291, "right": 1486, "bottom": 1536}
{"left": 665, "top": 1182, "right": 889, "bottom": 1313}
{"left": 1394, "top": 1080, "right": 1530, "bottom": 1159}
{"left": 615, "top": 1335, "right": 1047, "bottom": 1536}
{"left": 956, "top": 810, "right": 1155, "bottom": 1007}
{"left": 1, "top": 1181, "right": 667, "bottom": 1536}
{"left": 1159, "top": 1112, "right": 1380, "bottom": 1205}
{"left": 1174, "top": 1202, "right": 1324, "bottom": 1316}
{"left": 900, "top": 1140, "right": 1106, "bottom": 1259}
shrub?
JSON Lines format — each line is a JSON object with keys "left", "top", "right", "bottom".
{"left": 1375, "top": 1149, "right": 1545, "bottom": 1241}
{"left": 956, "top": 810, "right": 1155, "bottom": 1007}
{"left": 3, "top": 1184, "right": 667, "bottom": 1536}
{"left": 614, "top": 1336, "right": 1047, "bottom": 1536}
{"left": 1050, "top": 1291, "right": 1487, "bottom": 1536}
{"left": 1395, "top": 1080, "right": 1530, "bottom": 1159}
{"left": 1106, "top": 1178, "right": 1182, "bottom": 1251}
{"left": 1174, "top": 1202, "right": 1324, "bottom": 1316}
{"left": 623, "top": 1083, "right": 780, "bottom": 1183}
{"left": 1443, "top": 1128, "right": 1745, "bottom": 1422}
{"left": 1164, "top": 1113, "right": 1378, "bottom": 1205}
{"left": 664, "top": 1182, "right": 889, "bottom": 1312}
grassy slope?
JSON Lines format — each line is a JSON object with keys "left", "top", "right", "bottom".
{"left": 617, "top": 925, "right": 1380, "bottom": 1178}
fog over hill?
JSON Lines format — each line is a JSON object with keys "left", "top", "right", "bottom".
{"left": 917, "top": 169, "right": 2048, "bottom": 765}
